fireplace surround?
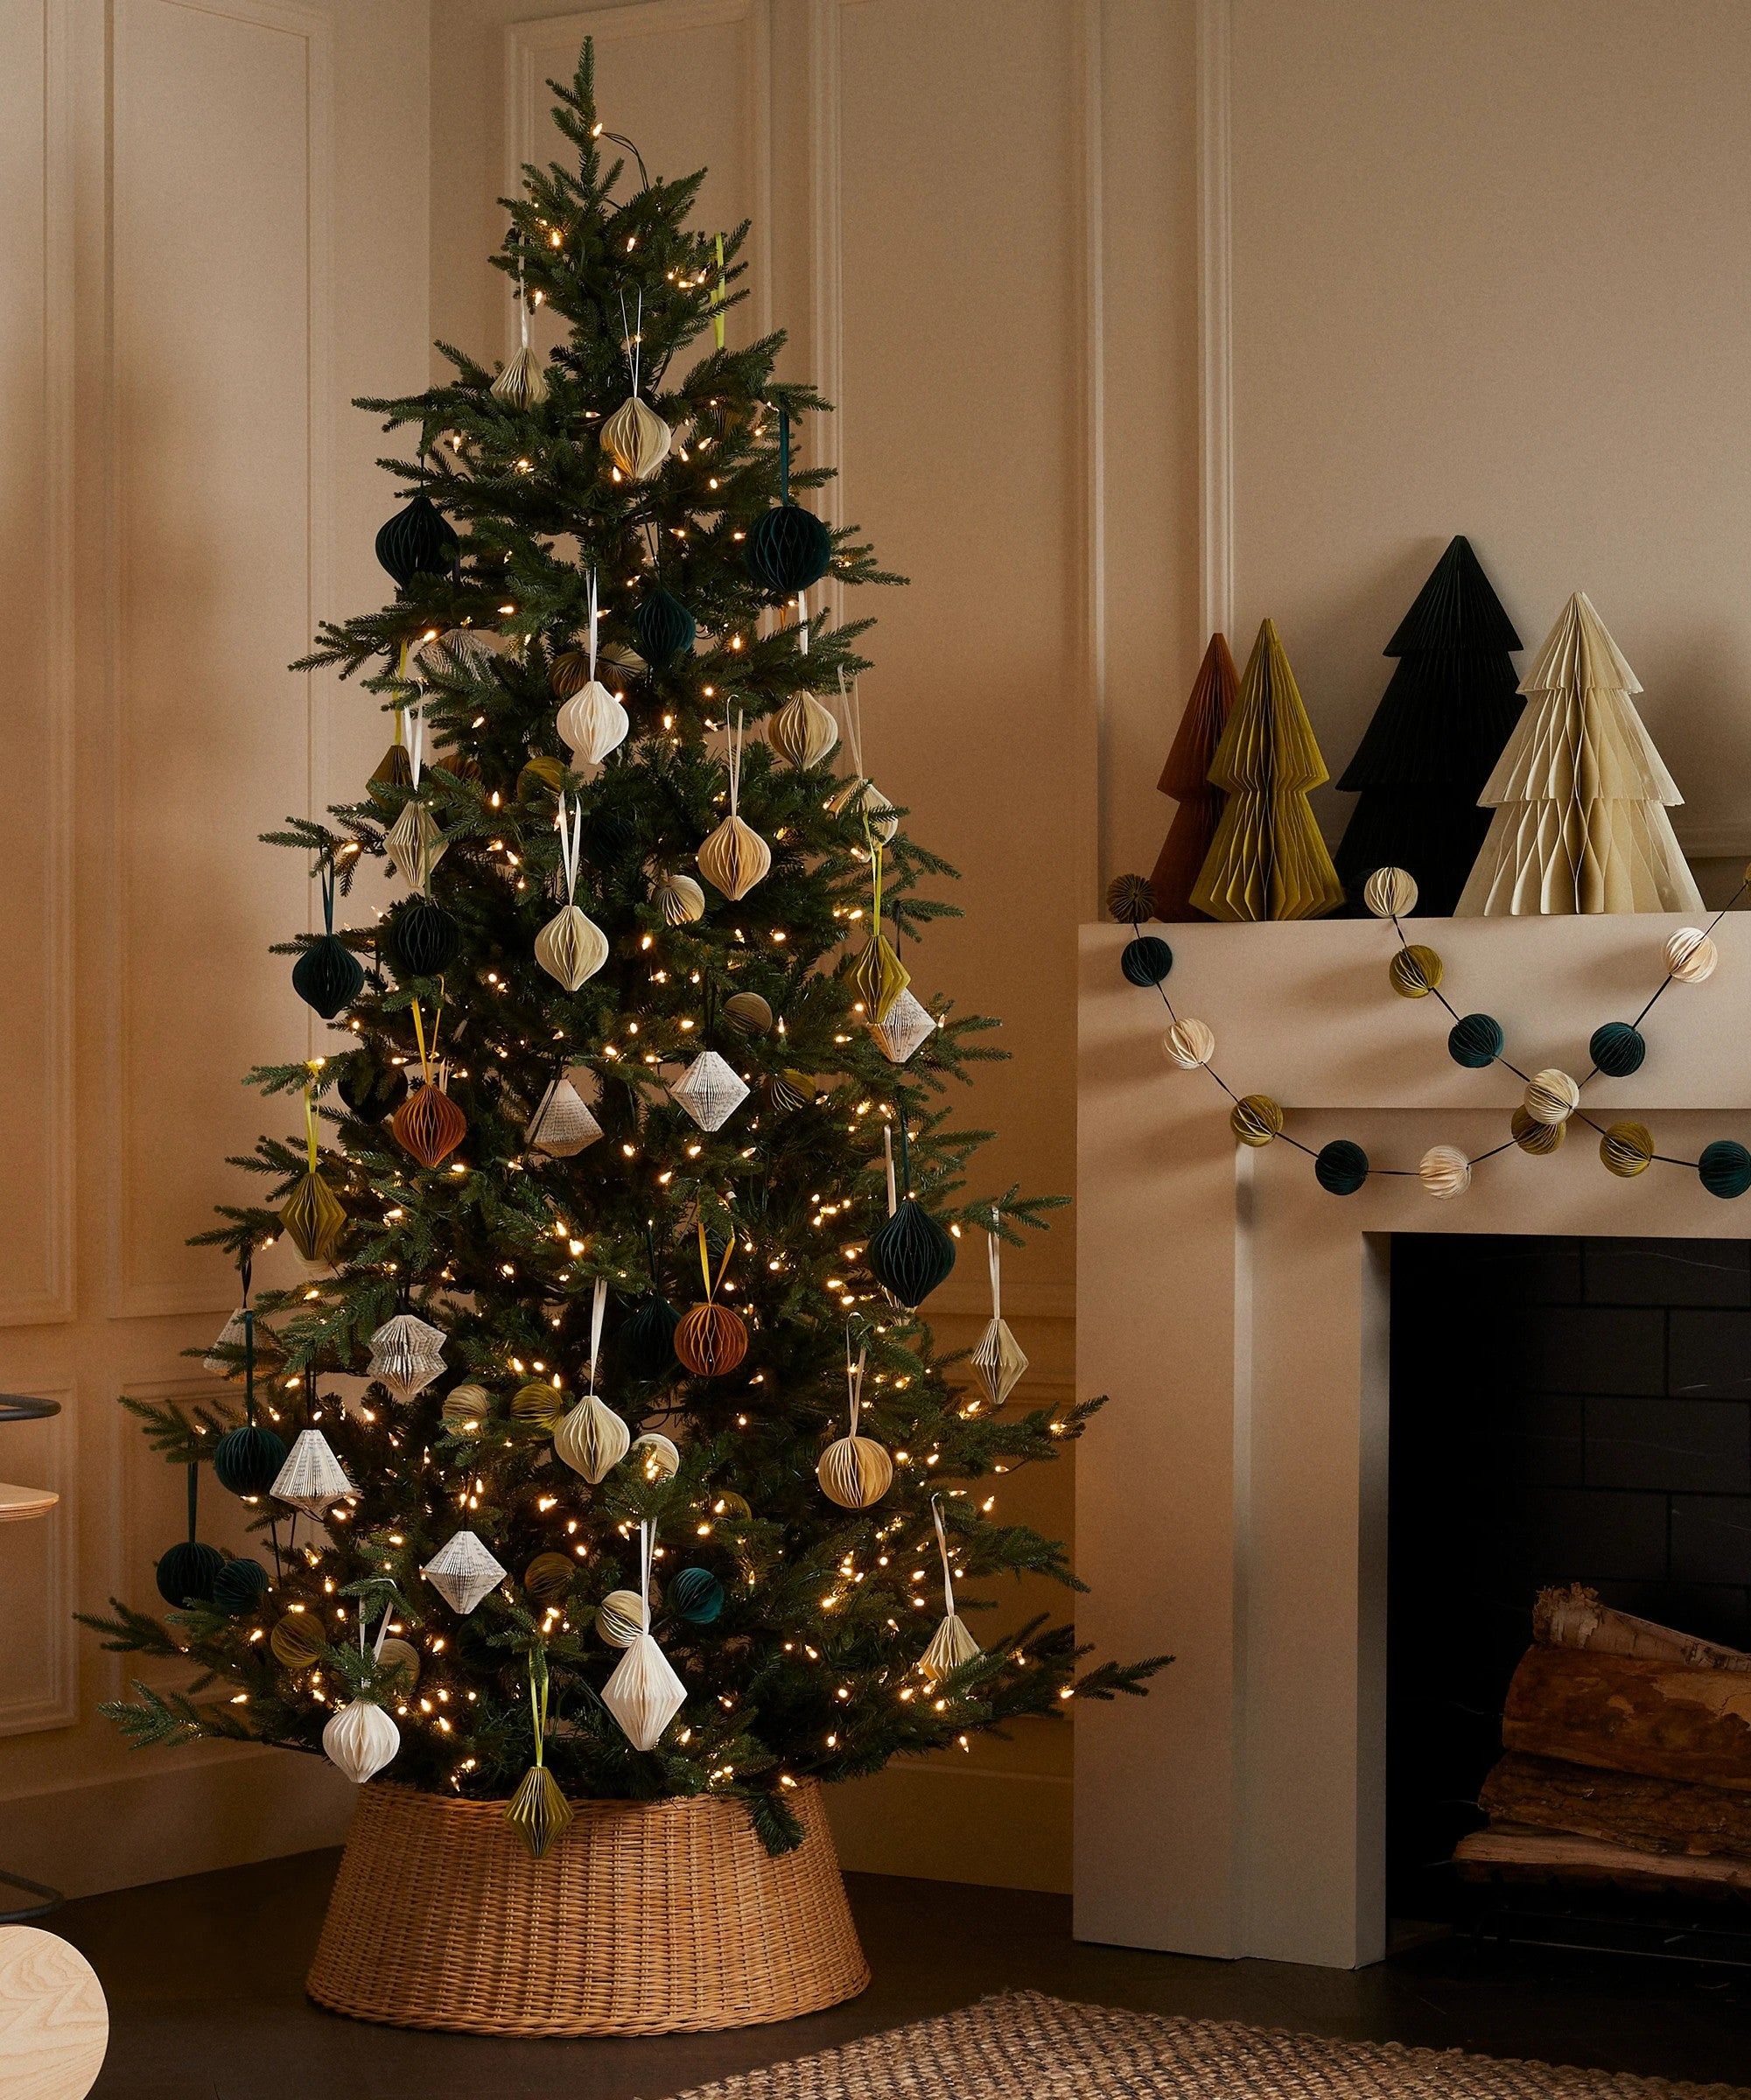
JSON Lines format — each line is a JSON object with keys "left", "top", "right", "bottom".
{"left": 1074, "top": 912, "right": 1751, "bottom": 1969}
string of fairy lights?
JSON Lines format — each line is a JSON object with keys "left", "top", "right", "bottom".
{"left": 1107, "top": 864, "right": 1751, "bottom": 1200}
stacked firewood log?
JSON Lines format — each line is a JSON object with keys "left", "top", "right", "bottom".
{"left": 1456, "top": 1586, "right": 1751, "bottom": 1899}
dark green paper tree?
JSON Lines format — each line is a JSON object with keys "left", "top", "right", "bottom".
{"left": 82, "top": 46, "right": 1162, "bottom": 1857}
{"left": 1334, "top": 536, "right": 1523, "bottom": 915}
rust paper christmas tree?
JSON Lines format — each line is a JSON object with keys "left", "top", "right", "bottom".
{"left": 1190, "top": 618, "right": 1344, "bottom": 921}
{"left": 1150, "top": 633, "right": 1237, "bottom": 919}
{"left": 1456, "top": 592, "right": 1702, "bottom": 915}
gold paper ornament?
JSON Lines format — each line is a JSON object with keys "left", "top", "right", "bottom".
{"left": 535, "top": 903, "right": 609, "bottom": 992}
{"left": 519, "top": 754, "right": 567, "bottom": 801}
{"left": 697, "top": 712, "right": 771, "bottom": 900}
{"left": 850, "top": 932, "right": 909, "bottom": 1026}
{"left": 595, "top": 1589, "right": 647, "bottom": 1648}
{"left": 1418, "top": 1144, "right": 1472, "bottom": 1199}
{"left": 1362, "top": 866, "right": 1418, "bottom": 920}
{"left": 1523, "top": 1068, "right": 1579, "bottom": 1125}
{"left": 918, "top": 1494, "right": 982, "bottom": 1683}
{"left": 723, "top": 990, "right": 774, "bottom": 1036}
{"left": 1601, "top": 1121, "right": 1655, "bottom": 1177}
{"left": 1511, "top": 1105, "right": 1566, "bottom": 1155}
{"left": 1161, "top": 1018, "right": 1216, "bottom": 1069}
{"left": 441, "top": 1383, "right": 489, "bottom": 1432}
{"left": 506, "top": 1762, "right": 572, "bottom": 1860}
{"left": 375, "top": 1635, "right": 422, "bottom": 1692}
{"left": 818, "top": 1340, "right": 893, "bottom": 1508}
{"left": 1229, "top": 1095, "right": 1284, "bottom": 1147}
{"left": 710, "top": 1489, "right": 751, "bottom": 1522}
{"left": 767, "top": 691, "right": 838, "bottom": 768}
{"left": 1390, "top": 945, "right": 1444, "bottom": 998}
{"left": 553, "top": 1394, "right": 630, "bottom": 1483}
{"left": 270, "top": 1611, "right": 324, "bottom": 1670}
{"left": 490, "top": 343, "right": 550, "bottom": 409}
{"left": 280, "top": 1171, "right": 347, "bottom": 1264}
{"left": 675, "top": 1301, "right": 747, "bottom": 1377}
{"left": 550, "top": 650, "right": 592, "bottom": 699}
{"left": 525, "top": 1074, "right": 602, "bottom": 1157}
{"left": 599, "top": 395, "right": 672, "bottom": 480}
{"left": 651, "top": 870, "right": 705, "bottom": 925}
{"left": 382, "top": 800, "right": 446, "bottom": 890}
{"left": 970, "top": 1226, "right": 1027, "bottom": 1408}
{"left": 1666, "top": 927, "right": 1718, "bottom": 984}
{"left": 524, "top": 1551, "right": 576, "bottom": 1606}
{"left": 512, "top": 1380, "right": 562, "bottom": 1430}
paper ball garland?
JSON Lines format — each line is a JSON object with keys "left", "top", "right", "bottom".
{"left": 214, "top": 1422, "right": 286, "bottom": 1498}
{"left": 1590, "top": 1021, "right": 1647, "bottom": 1077}
{"left": 674, "top": 1301, "right": 748, "bottom": 1377}
{"left": 697, "top": 814, "right": 771, "bottom": 901}
{"left": 375, "top": 495, "right": 458, "bottom": 587}
{"left": 423, "top": 1530, "right": 507, "bottom": 1615}
{"left": 535, "top": 903, "right": 609, "bottom": 992}
{"left": 1362, "top": 866, "right": 1418, "bottom": 920}
{"left": 393, "top": 1080, "right": 467, "bottom": 1168}
{"left": 1229, "top": 1095, "right": 1283, "bottom": 1147}
{"left": 385, "top": 898, "right": 459, "bottom": 979}
{"left": 1315, "top": 1139, "right": 1369, "bottom": 1195}
{"left": 747, "top": 502, "right": 832, "bottom": 594}
{"left": 1162, "top": 1018, "right": 1216, "bottom": 1069}
{"left": 557, "top": 680, "right": 629, "bottom": 766}
{"left": 596, "top": 1591, "right": 647, "bottom": 1647}
{"left": 1105, "top": 873, "right": 1157, "bottom": 922}
{"left": 632, "top": 587, "right": 695, "bottom": 668}
{"left": 1390, "top": 945, "right": 1444, "bottom": 998}
{"left": 292, "top": 935, "right": 363, "bottom": 1019}
{"left": 1447, "top": 1012, "right": 1503, "bottom": 1068}
{"left": 1523, "top": 1068, "right": 1580, "bottom": 1126}
{"left": 1600, "top": 1122, "right": 1655, "bottom": 1177}
{"left": 767, "top": 690, "right": 838, "bottom": 768}
{"left": 669, "top": 1049, "right": 749, "bottom": 1132}
{"left": 323, "top": 1698, "right": 400, "bottom": 1785}
{"left": 553, "top": 1396, "right": 630, "bottom": 1483}
{"left": 1699, "top": 1140, "right": 1751, "bottom": 1199}
{"left": 1418, "top": 1144, "right": 1471, "bottom": 1199}
{"left": 870, "top": 988, "right": 937, "bottom": 1064}
{"left": 1120, "top": 935, "right": 1174, "bottom": 988}
{"left": 1666, "top": 928, "right": 1718, "bottom": 983}
{"left": 211, "top": 1557, "right": 270, "bottom": 1616}
{"left": 600, "top": 395, "right": 672, "bottom": 480}
{"left": 670, "top": 1566, "right": 725, "bottom": 1624}
{"left": 505, "top": 1764, "right": 572, "bottom": 1860}
{"left": 867, "top": 1198, "right": 956, "bottom": 1310}
{"left": 1511, "top": 1105, "right": 1565, "bottom": 1155}
{"left": 156, "top": 1539, "right": 223, "bottom": 1608}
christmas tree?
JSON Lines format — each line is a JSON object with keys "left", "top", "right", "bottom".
{"left": 1333, "top": 535, "right": 1524, "bottom": 915}
{"left": 1189, "top": 618, "right": 1344, "bottom": 921}
{"left": 81, "top": 47, "right": 1160, "bottom": 1857}
{"left": 1148, "top": 632, "right": 1236, "bottom": 920}
{"left": 1457, "top": 591, "right": 1702, "bottom": 916}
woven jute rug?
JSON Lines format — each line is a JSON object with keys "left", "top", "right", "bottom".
{"left": 672, "top": 1992, "right": 1750, "bottom": 2100}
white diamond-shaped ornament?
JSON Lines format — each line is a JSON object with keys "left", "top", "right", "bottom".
{"left": 423, "top": 1530, "right": 507, "bottom": 1615}
{"left": 271, "top": 1428, "right": 355, "bottom": 1516}
{"left": 870, "top": 989, "right": 936, "bottom": 1065}
{"left": 669, "top": 1050, "right": 749, "bottom": 1133}
{"left": 602, "top": 1633, "right": 687, "bottom": 1752}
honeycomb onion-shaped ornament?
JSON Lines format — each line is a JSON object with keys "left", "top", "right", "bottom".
{"left": 375, "top": 495, "right": 458, "bottom": 587}
{"left": 1666, "top": 928, "right": 1718, "bottom": 984}
{"left": 867, "top": 1198, "right": 956, "bottom": 1309}
{"left": 1447, "top": 1013, "right": 1504, "bottom": 1068}
{"left": 651, "top": 870, "right": 705, "bottom": 925}
{"left": 526, "top": 1076, "right": 602, "bottom": 1157}
{"left": 490, "top": 344, "right": 549, "bottom": 410}
{"left": 697, "top": 813, "right": 771, "bottom": 900}
{"left": 632, "top": 587, "right": 695, "bottom": 668}
{"left": 870, "top": 988, "right": 936, "bottom": 1064}
{"left": 1418, "top": 1144, "right": 1472, "bottom": 1200}
{"left": 818, "top": 1433, "right": 893, "bottom": 1508}
{"left": 746, "top": 501, "right": 832, "bottom": 594}
{"left": 214, "top": 1422, "right": 286, "bottom": 1498}
{"left": 599, "top": 394, "right": 672, "bottom": 480}
{"left": 1523, "top": 1068, "right": 1580, "bottom": 1126}
{"left": 270, "top": 1428, "right": 354, "bottom": 1516}
{"left": 1390, "top": 944, "right": 1444, "bottom": 998}
{"left": 323, "top": 1698, "right": 400, "bottom": 1784}
{"left": 850, "top": 932, "right": 909, "bottom": 1025}
{"left": 767, "top": 690, "right": 837, "bottom": 768}
{"left": 603, "top": 1631, "right": 687, "bottom": 1752}
{"left": 366, "top": 1312, "right": 446, "bottom": 1404}
{"left": 674, "top": 1301, "right": 748, "bottom": 1377}
{"left": 1315, "top": 1139, "right": 1369, "bottom": 1195}
{"left": 1362, "top": 866, "right": 1418, "bottom": 919}
{"left": 1600, "top": 1121, "right": 1655, "bottom": 1177}
{"left": 1590, "top": 1021, "right": 1647, "bottom": 1077}
{"left": 1162, "top": 1018, "right": 1216, "bottom": 1069}
{"left": 553, "top": 1396, "right": 630, "bottom": 1484}
{"left": 279, "top": 1170, "right": 347, "bottom": 1264}
{"left": 393, "top": 1080, "right": 467, "bottom": 1168}
{"left": 1511, "top": 1105, "right": 1566, "bottom": 1155}
{"left": 422, "top": 1530, "right": 507, "bottom": 1615}
{"left": 595, "top": 1591, "right": 647, "bottom": 1647}
{"left": 535, "top": 904, "right": 609, "bottom": 993}
{"left": 1229, "top": 1095, "right": 1284, "bottom": 1148}
{"left": 557, "top": 680, "right": 629, "bottom": 766}
{"left": 505, "top": 1764, "right": 572, "bottom": 1860}
{"left": 292, "top": 934, "right": 363, "bottom": 1019}
{"left": 669, "top": 1050, "right": 749, "bottom": 1132}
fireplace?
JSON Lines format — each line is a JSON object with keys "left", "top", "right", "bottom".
{"left": 1074, "top": 913, "right": 1751, "bottom": 1968}
{"left": 1387, "top": 1234, "right": 1751, "bottom": 1927}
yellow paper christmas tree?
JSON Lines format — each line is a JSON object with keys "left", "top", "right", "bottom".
{"left": 1456, "top": 592, "right": 1701, "bottom": 915}
{"left": 1189, "top": 618, "right": 1344, "bottom": 921}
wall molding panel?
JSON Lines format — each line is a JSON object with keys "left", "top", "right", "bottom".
{"left": 1195, "top": 0, "right": 1232, "bottom": 648}
{"left": 0, "top": 1384, "right": 77, "bottom": 1738}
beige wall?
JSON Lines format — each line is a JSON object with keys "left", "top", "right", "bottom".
{"left": 0, "top": 0, "right": 430, "bottom": 1897}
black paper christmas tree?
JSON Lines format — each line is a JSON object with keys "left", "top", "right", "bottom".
{"left": 1333, "top": 536, "right": 1523, "bottom": 915}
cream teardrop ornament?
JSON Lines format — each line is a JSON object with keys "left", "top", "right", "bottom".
{"left": 553, "top": 1394, "right": 630, "bottom": 1484}
{"left": 536, "top": 903, "right": 608, "bottom": 991}
{"left": 599, "top": 395, "right": 671, "bottom": 480}
{"left": 767, "top": 691, "right": 838, "bottom": 769}
{"left": 557, "top": 680, "right": 628, "bottom": 766}
{"left": 322, "top": 1698, "right": 400, "bottom": 1784}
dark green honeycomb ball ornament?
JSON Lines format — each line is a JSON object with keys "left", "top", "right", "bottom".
{"left": 156, "top": 1540, "right": 224, "bottom": 1609}
{"left": 386, "top": 897, "right": 459, "bottom": 980}
{"left": 746, "top": 503, "right": 831, "bottom": 594}
{"left": 211, "top": 1558, "right": 270, "bottom": 1617}
{"left": 669, "top": 1566, "right": 725, "bottom": 1625}
{"left": 375, "top": 495, "right": 459, "bottom": 587}
{"left": 620, "top": 1293, "right": 680, "bottom": 1378}
{"left": 1589, "top": 1021, "right": 1646, "bottom": 1077}
{"left": 1315, "top": 1139, "right": 1369, "bottom": 1195}
{"left": 1447, "top": 1013, "right": 1503, "bottom": 1069}
{"left": 632, "top": 587, "right": 696, "bottom": 668}
{"left": 1699, "top": 1140, "right": 1751, "bottom": 1199}
{"left": 291, "top": 934, "right": 364, "bottom": 1020}
{"left": 1120, "top": 935, "right": 1173, "bottom": 987}
{"left": 214, "top": 1422, "right": 287, "bottom": 1498}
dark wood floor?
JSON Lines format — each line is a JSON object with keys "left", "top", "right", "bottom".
{"left": 55, "top": 1850, "right": 1751, "bottom": 2099}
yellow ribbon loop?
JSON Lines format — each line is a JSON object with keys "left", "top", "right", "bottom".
{"left": 303, "top": 1082, "right": 319, "bottom": 1175}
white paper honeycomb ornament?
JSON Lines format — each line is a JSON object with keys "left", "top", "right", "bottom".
{"left": 423, "top": 1530, "right": 507, "bottom": 1615}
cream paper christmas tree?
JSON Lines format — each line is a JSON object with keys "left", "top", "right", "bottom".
{"left": 1456, "top": 592, "right": 1701, "bottom": 915}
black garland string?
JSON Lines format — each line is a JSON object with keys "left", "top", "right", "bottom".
{"left": 1111, "top": 869, "right": 1750, "bottom": 1197}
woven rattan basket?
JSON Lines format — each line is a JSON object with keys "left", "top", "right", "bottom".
{"left": 305, "top": 1777, "right": 870, "bottom": 2034}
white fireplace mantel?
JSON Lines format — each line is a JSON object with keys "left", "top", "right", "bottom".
{"left": 1073, "top": 910, "right": 1751, "bottom": 1970}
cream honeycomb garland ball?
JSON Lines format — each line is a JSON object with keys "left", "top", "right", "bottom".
{"left": 1523, "top": 1068, "right": 1580, "bottom": 1126}
{"left": 1161, "top": 1018, "right": 1216, "bottom": 1069}
{"left": 1418, "top": 1144, "right": 1472, "bottom": 1200}
{"left": 1665, "top": 927, "right": 1718, "bottom": 984}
